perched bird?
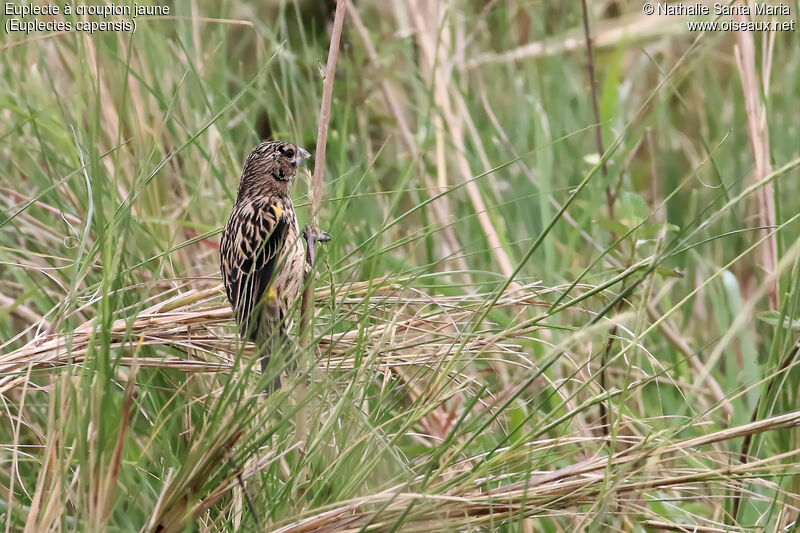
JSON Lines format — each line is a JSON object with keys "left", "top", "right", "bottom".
{"left": 220, "top": 140, "right": 311, "bottom": 392}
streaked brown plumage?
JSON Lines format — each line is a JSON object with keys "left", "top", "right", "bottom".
{"left": 220, "top": 140, "right": 310, "bottom": 391}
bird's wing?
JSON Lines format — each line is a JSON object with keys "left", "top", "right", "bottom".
{"left": 220, "top": 197, "right": 288, "bottom": 334}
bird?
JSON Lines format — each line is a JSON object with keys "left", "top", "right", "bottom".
{"left": 220, "top": 140, "right": 312, "bottom": 392}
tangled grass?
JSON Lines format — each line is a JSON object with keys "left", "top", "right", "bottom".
{"left": 3, "top": 0, "right": 800, "bottom": 531}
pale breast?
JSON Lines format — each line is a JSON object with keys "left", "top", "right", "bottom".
{"left": 273, "top": 205, "right": 305, "bottom": 309}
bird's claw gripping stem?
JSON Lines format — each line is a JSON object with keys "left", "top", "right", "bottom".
{"left": 303, "top": 224, "right": 331, "bottom": 268}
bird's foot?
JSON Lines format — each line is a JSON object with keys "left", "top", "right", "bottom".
{"left": 303, "top": 224, "right": 332, "bottom": 245}
{"left": 303, "top": 224, "right": 332, "bottom": 267}
{"left": 316, "top": 230, "right": 332, "bottom": 243}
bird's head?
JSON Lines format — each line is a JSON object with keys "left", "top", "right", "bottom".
{"left": 237, "top": 140, "right": 311, "bottom": 198}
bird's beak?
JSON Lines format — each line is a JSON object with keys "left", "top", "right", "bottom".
{"left": 293, "top": 147, "right": 312, "bottom": 167}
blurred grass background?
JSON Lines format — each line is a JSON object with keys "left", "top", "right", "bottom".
{"left": 2, "top": 0, "right": 800, "bottom": 530}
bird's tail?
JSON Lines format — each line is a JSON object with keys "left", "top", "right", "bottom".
{"left": 255, "top": 324, "right": 294, "bottom": 395}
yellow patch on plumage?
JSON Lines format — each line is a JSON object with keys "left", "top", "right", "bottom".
{"left": 271, "top": 204, "right": 282, "bottom": 218}
{"left": 266, "top": 288, "right": 276, "bottom": 300}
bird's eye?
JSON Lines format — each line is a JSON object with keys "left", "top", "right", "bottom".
{"left": 285, "top": 149, "right": 294, "bottom": 158}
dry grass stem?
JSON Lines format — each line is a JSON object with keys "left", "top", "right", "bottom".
{"left": 734, "top": 8, "right": 778, "bottom": 309}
